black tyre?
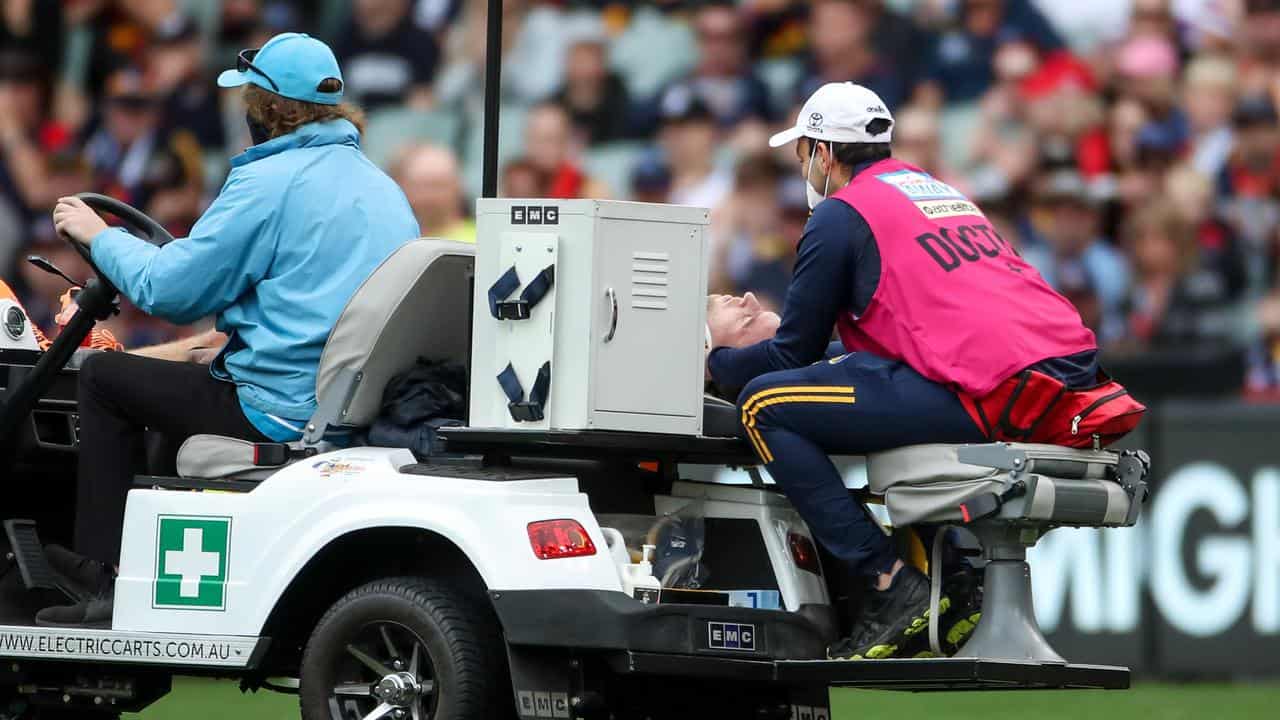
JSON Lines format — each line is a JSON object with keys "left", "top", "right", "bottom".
{"left": 299, "top": 577, "right": 506, "bottom": 720}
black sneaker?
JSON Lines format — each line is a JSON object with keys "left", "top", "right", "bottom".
{"left": 937, "top": 569, "right": 982, "bottom": 655}
{"left": 44, "top": 545, "right": 112, "bottom": 600}
{"left": 35, "top": 584, "right": 113, "bottom": 629}
{"left": 826, "top": 566, "right": 946, "bottom": 660}
{"left": 896, "top": 569, "right": 981, "bottom": 658}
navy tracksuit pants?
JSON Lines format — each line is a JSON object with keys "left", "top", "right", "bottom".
{"left": 737, "top": 351, "right": 985, "bottom": 578}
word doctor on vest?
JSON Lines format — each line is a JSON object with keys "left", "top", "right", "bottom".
{"left": 705, "top": 82, "right": 1141, "bottom": 660}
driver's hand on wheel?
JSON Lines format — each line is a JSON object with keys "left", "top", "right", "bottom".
{"left": 52, "top": 196, "right": 108, "bottom": 246}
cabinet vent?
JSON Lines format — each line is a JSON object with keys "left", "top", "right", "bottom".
{"left": 631, "top": 251, "right": 669, "bottom": 310}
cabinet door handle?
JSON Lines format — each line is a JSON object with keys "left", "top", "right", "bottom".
{"left": 603, "top": 287, "right": 618, "bottom": 342}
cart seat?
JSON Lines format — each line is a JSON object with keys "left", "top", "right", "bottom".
{"left": 864, "top": 440, "right": 1149, "bottom": 663}
{"left": 866, "top": 442, "right": 1143, "bottom": 528}
{"left": 175, "top": 238, "right": 475, "bottom": 480}
{"left": 702, "top": 395, "right": 740, "bottom": 438}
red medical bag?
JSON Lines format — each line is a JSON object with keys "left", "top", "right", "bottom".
{"left": 958, "top": 368, "right": 1146, "bottom": 448}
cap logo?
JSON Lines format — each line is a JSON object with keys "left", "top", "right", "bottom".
{"left": 867, "top": 105, "right": 886, "bottom": 114}
{"left": 806, "top": 112, "right": 824, "bottom": 131}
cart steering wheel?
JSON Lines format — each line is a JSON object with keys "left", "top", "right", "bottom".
{"left": 0, "top": 196, "right": 175, "bottom": 457}
{"left": 65, "top": 193, "right": 175, "bottom": 289}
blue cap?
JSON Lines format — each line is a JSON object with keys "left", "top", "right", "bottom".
{"left": 217, "top": 32, "right": 343, "bottom": 106}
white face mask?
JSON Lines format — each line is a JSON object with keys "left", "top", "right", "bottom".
{"left": 805, "top": 141, "right": 833, "bottom": 210}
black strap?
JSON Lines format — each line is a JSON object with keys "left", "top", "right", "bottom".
{"left": 487, "top": 265, "right": 556, "bottom": 320}
{"left": 497, "top": 361, "right": 552, "bottom": 422}
{"left": 996, "top": 370, "right": 1032, "bottom": 439}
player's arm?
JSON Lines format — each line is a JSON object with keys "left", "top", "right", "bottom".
{"left": 130, "top": 329, "right": 227, "bottom": 363}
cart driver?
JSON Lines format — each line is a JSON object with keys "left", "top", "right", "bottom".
{"left": 42, "top": 33, "right": 420, "bottom": 627}
{"left": 706, "top": 82, "right": 1142, "bottom": 659}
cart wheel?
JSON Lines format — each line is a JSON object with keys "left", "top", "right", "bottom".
{"left": 299, "top": 577, "right": 506, "bottom": 720}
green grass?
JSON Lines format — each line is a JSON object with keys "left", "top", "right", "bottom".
{"left": 130, "top": 679, "right": 1280, "bottom": 719}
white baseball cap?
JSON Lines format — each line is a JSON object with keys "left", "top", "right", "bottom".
{"left": 768, "top": 82, "right": 895, "bottom": 148}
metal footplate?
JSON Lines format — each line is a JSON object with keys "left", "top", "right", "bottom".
{"left": 3, "top": 519, "right": 65, "bottom": 595}
{"left": 776, "top": 658, "right": 1130, "bottom": 691}
{"left": 611, "top": 653, "right": 1129, "bottom": 692}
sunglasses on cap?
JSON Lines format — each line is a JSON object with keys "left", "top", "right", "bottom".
{"left": 236, "top": 48, "right": 280, "bottom": 93}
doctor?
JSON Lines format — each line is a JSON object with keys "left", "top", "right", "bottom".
{"left": 44, "top": 33, "right": 420, "bottom": 627}
{"left": 707, "top": 82, "right": 1115, "bottom": 659}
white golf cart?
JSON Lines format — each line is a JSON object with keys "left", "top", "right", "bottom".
{"left": 0, "top": 5, "right": 1149, "bottom": 714}
{"left": 0, "top": 187, "right": 1150, "bottom": 720}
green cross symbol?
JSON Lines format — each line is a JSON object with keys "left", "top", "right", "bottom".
{"left": 154, "top": 516, "right": 231, "bottom": 610}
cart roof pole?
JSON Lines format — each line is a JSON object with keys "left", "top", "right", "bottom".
{"left": 480, "top": 0, "right": 503, "bottom": 199}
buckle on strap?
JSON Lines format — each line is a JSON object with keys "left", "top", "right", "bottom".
{"left": 507, "top": 401, "right": 544, "bottom": 423}
{"left": 487, "top": 265, "right": 555, "bottom": 320}
{"left": 958, "top": 481, "right": 1027, "bottom": 524}
{"left": 497, "top": 361, "right": 552, "bottom": 423}
{"left": 495, "top": 300, "right": 531, "bottom": 320}
{"left": 252, "top": 443, "right": 318, "bottom": 467}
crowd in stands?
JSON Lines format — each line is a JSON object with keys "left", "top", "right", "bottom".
{"left": 4, "top": 0, "right": 1280, "bottom": 394}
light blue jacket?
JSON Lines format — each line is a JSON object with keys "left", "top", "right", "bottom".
{"left": 91, "top": 119, "right": 420, "bottom": 438}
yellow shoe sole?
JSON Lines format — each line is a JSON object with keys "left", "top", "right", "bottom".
{"left": 902, "top": 595, "right": 951, "bottom": 638}
{"left": 946, "top": 611, "right": 982, "bottom": 647}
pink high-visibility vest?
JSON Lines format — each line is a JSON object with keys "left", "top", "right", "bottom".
{"left": 830, "top": 158, "right": 1096, "bottom": 397}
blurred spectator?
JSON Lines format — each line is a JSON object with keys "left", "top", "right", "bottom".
{"left": 1030, "top": 0, "right": 1128, "bottom": 54}
{"left": 138, "top": 133, "right": 203, "bottom": 237}
{"left": 669, "top": 2, "right": 772, "bottom": 129}
{"left": 743, "top": 0, "right": 809, "bottom": 60}
{"left": 919, "top": 0, "right": 1063, "bottom": 106}
{"left": 1221, "top": 95, "right": 1280, "bottom": 201}
{"left": 0, "top": 0, "right": 64, "bottom": 71}
{"left": 83, "top": 67, "right": 162, "bottom": 203}
{"left": 609, "top": 2, "right": 698, "bottom": 101}
{"left": 521, "top": 103, "right": 609, "bottom": 199}
{"left": 1165, "top": 164, "right": 1247, "bottom": 298}
{"left": 335, "top": 0, "right": 440, "bottom": 110}
{"left": 894, "top": 104, "right": 957, "bottom": 182}
{"left": 1120, "top": 200, "right": 1232, "bottom": 349}
{"left": 61, "top": 0, "right": 173, "bottom": 112}
{"left": 1219, "top": 94, "right": 1280, "bottom": 267}
{"left": 392, "top": 144, "right": 476, "bottom": 243}
{"left": 147, "top": 14, "right": 226, "bottom": 152}
{"left": 796, "top": 0, "right": 913, "bottom": 111}
{"left": 777, "top": 174, "right": 810, "bottom": 238}
{"left": 1020, "top": 53, "right": 1107, "bottom": 178}
{"left": 82, "top": 66, "right": 202, "bottom": 219}
{"left": 715, "top": 154, "right": 792, "bottom": 305}
{"left": 1024, "top": 170, "right": 1131, "bottom": 343}
{"left": 1239, "top": 0, "right": 1280, "bottom": 98}
{"left": 1182, "top": 53, "right": 1238, "bottom": 178}
{"left": 437, "top": 0, "right": 565, "bottom": 108}
{"left": 1115, "top": 35, "right": 1187, "bottom": 150}
{"left": 963, "top": 41, "right": 1041, "bottom": 196}
{"left": 414, "top": 0, "right": 464, "bottom": 34}
{"left": 1127, "top": 0, "right": 1179, "bottom": 42}
{"left": 630, "top": 150, "right": 673, "bottom": 204}
{"left": 659, "top": 86, "right": 732, "bottom": 210}
{"left": 0, "top": 51, "right": 57, "bottom": 257}
{"left": 501, "top": 157, "right": 543, "bottom": 198}
{"left": 554, "top": 20, "right": 634, "bottom": 145}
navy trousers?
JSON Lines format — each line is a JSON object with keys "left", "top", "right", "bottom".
{"left": 737, "top": 351, "right": 986, "bottom": 578}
